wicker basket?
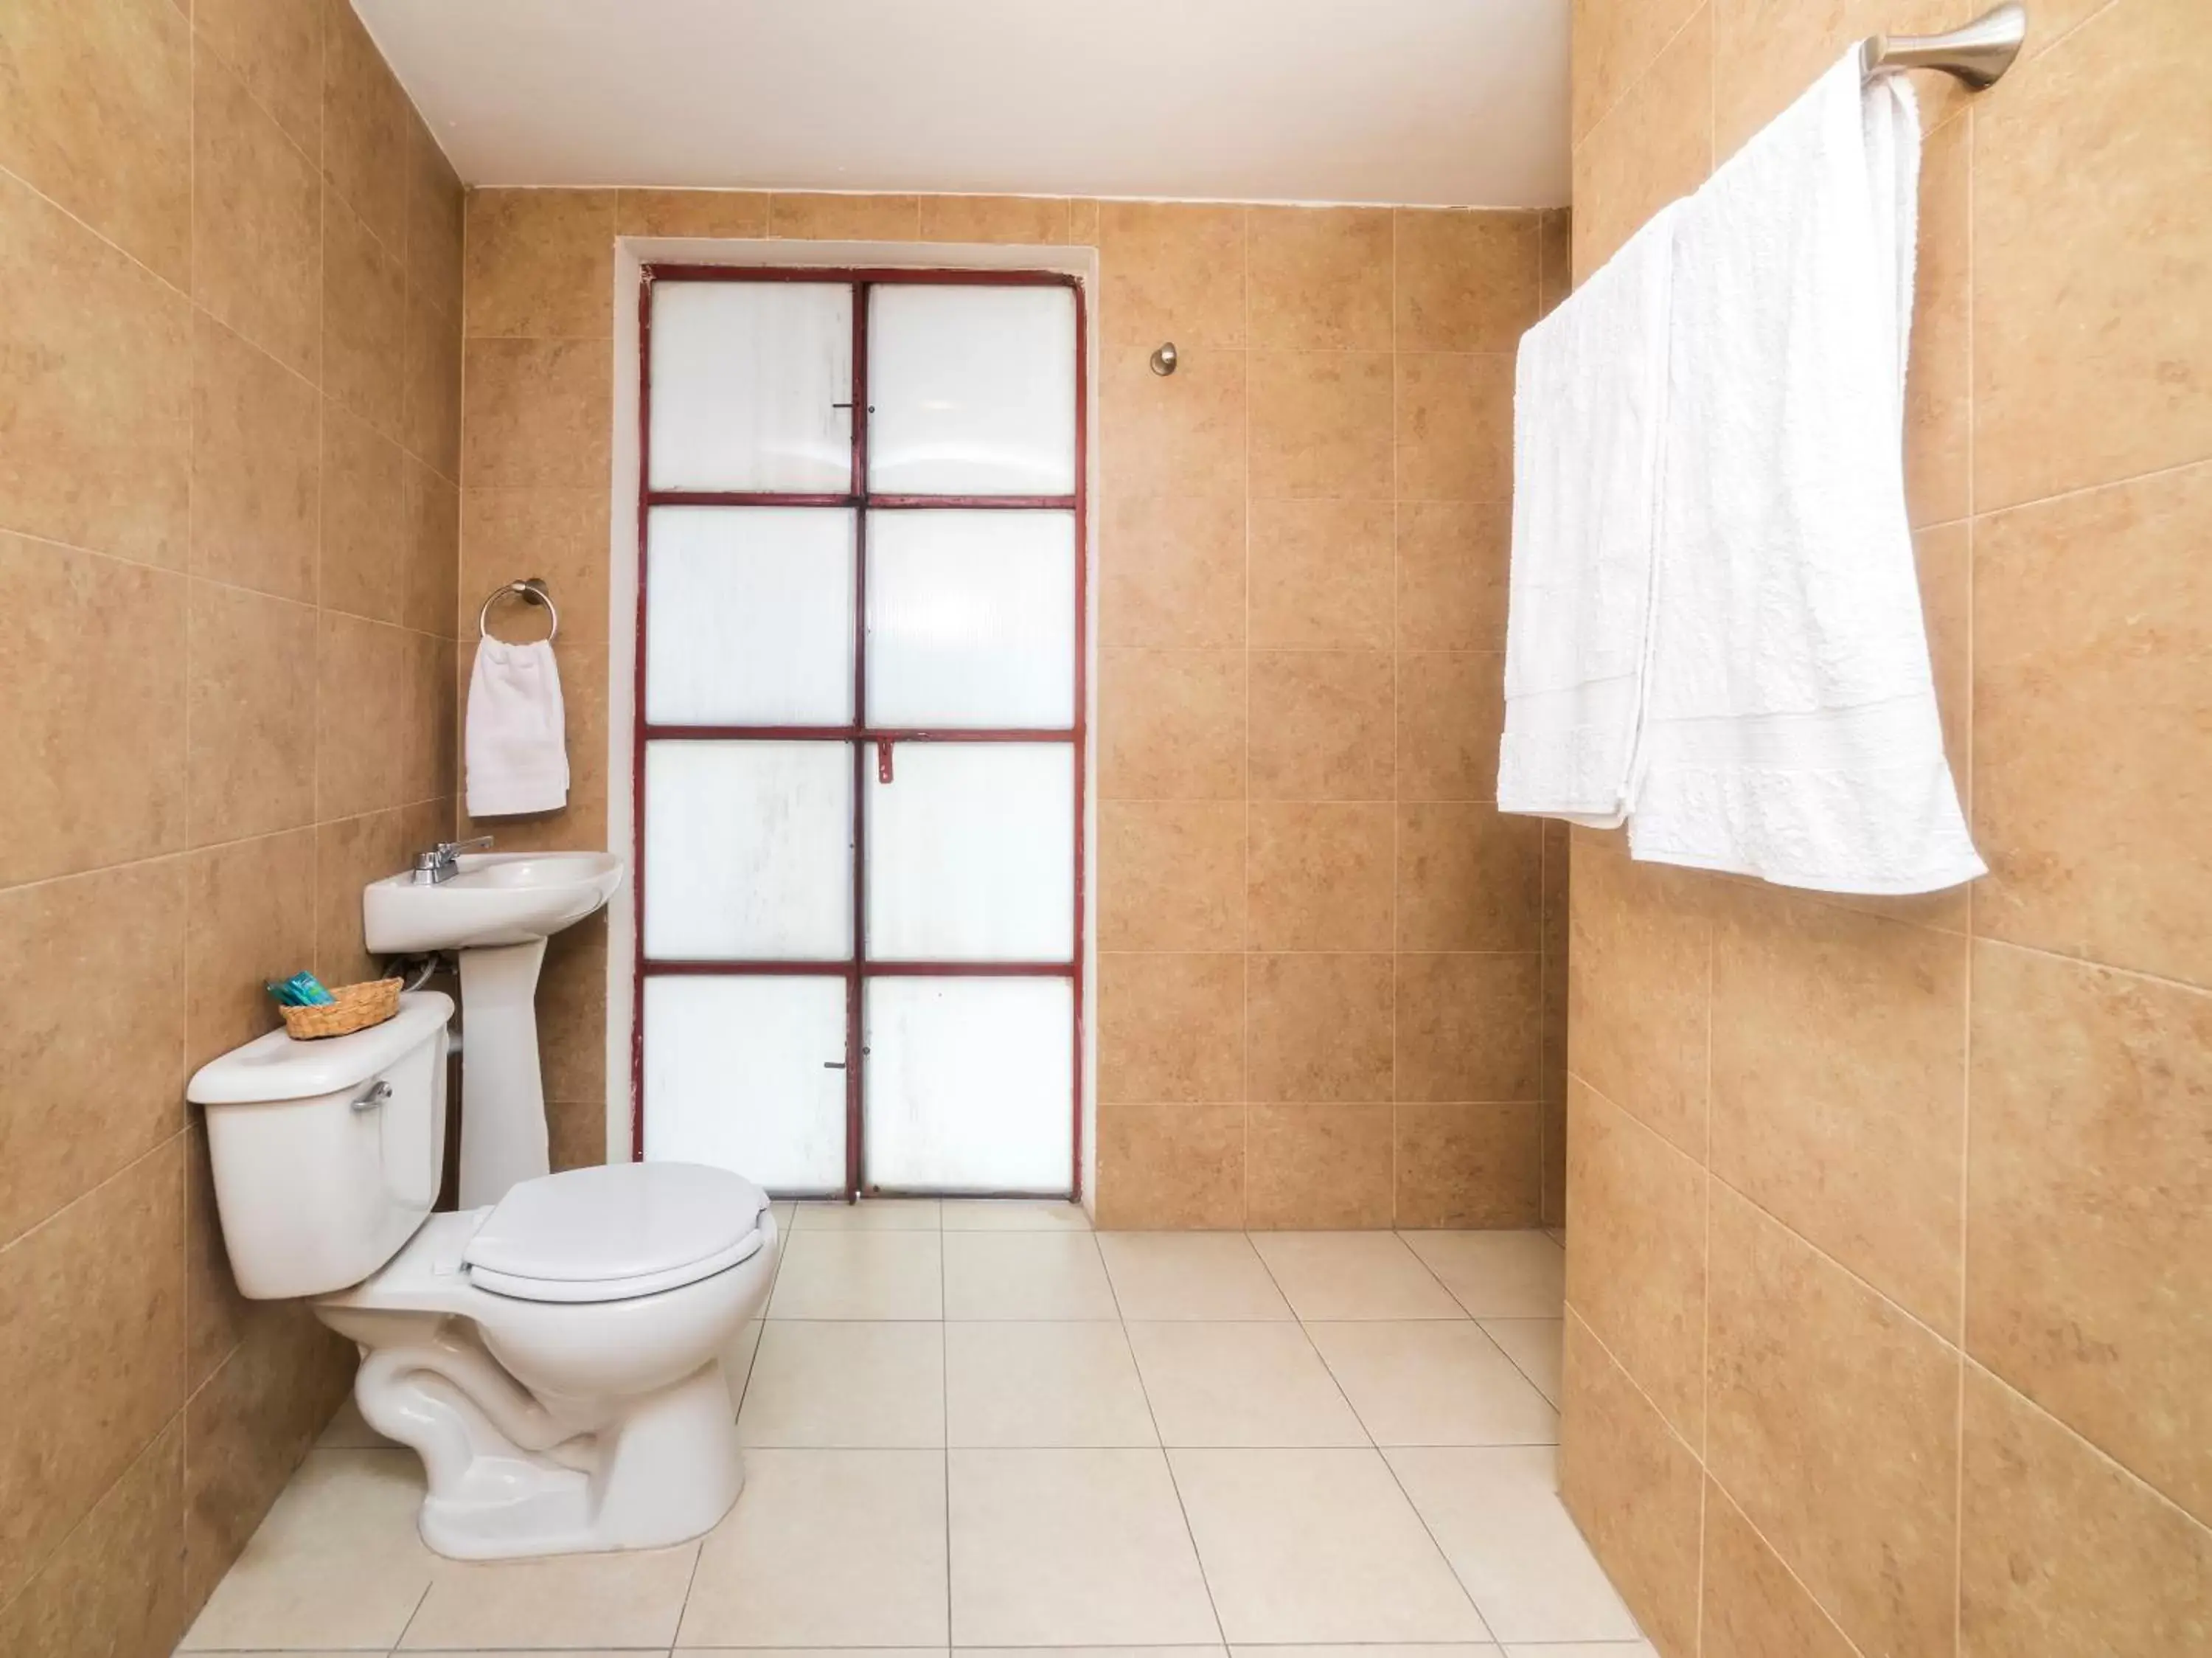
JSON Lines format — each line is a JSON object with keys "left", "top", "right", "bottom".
{"left": 279, "top": 977, "right": 403, "bottom": 1040}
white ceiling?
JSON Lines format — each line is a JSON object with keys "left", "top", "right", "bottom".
{"left": 355, "top": 0, "right": 1571, "bottom": 208}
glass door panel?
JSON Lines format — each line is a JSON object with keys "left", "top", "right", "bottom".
{"left": 866, "top": 743, "right": 1074, "bottom": 962}
{"left": 865, "top": 510, "right": 1076, "bottom": 728}
{"left": 862, "top": 978, "right": 1074, "bottom": 1193}
{"left": 866, "top": 285, "right": 1077, "bottom": 495}
{"left": 645, "top": 976, "right": 848, "bottom": 1193}
{"left": 643, "top": 740, "right": 852, "bottom": 960}
{"left": 650, "top": 281, "right": 852, "bottom": 492}
{"left": 646, "top": 507, "right": 855, "bottom": 724}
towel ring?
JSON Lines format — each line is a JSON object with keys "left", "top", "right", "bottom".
{"left": 479, "top": 577, "right": 557, "bottom": 643}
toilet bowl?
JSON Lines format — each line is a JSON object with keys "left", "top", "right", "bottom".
{"left": 187, "top": 991, "right": 778, "bottom": 1560}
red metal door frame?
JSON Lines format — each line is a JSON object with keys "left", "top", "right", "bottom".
{"left": 630, "top": 265, "right": 1088, "bottom": 1200}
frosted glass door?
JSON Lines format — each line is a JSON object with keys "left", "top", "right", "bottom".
{"left": 650, "top": 282, "right": 852, "bottom": 491}
{"left": 645, "top": 977, "right": 847, "bottom": 1192}
{"left": 863, "top": 979, "right": 1074, "bottom": 1193}
{"left": 647, "top": 507, "right": 854, "bottom": 724}
{"left": 868, "top": 285, "right": 1077, "bottom": 495}
{"left": 866, "top": 744, "right": 1074, "bottom": 961}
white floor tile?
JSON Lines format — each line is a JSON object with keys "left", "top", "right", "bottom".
{"left": 313, "top": 1394, "right": 392, "bottom": 1449}
{"left": 400, "top": 1540, "right": 698, "bottom": 1648}
{"left": 1400, "top": 1230, "right": 1566, "bottom": 1319}
{"left": 1502, "top": 1644, "right": 1656, "bottom": 1658}
{"left": 1097, "top": 1232, "right": 1293, "bottom": 1320}
{"left": 947, "top": 1448, "right": 1221, "bottom": 1645}
{"left": 1169, "top": 1447, "right": 1489, "bottom": 1643}
{"left": 1306, "top": 1321, "right": 1559, "bottom": 1446}
{"left": 678, "top": 1449, "right": 948, "bottom": 1647}
{"left": 1385, "top": 1445, "right": 1641, "bottom": 1645}
{"left": 946, "top": 1321, "right": 1157, "bottom": 1447}
{"left": 767, "top": 1229, "right": 943, "bottom": 1319}
{"left": 1250, "top": 1232, "right": 1465, "bottom": 1320}
{"left": 942, "top": 1230, "right": 1118, "bottom": 1319}
{"left": 793, "top": 1197, "right": 942, "bottom": 1229}
{"left": 1481, "top": 1317, "right": 1565, "bottom": 1406}
{"left": 973, "top": 1650, "right": 1220, "bottom": 1658}
{"left": 942, "top": 1199, "right": 1093, "bottom": 1230}
{"left": 179, "top": 1450, "right": 434, "bottom": 1651}
{"left": 1127, "top": 1322, "right": 1367, "bottom": 1448}
{"left": 721, "top": 1317, "right": 765, "bottom": 1415}
{"left": 1231, "top": 1645, "right": 1499, "bottom": 1658}
{"left": 737, "top": 1320, "right": 946, "bottom": 1446}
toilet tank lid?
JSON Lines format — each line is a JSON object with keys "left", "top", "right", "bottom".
{"left": 187, "top": 992, "right": 453, "bottom": 1105}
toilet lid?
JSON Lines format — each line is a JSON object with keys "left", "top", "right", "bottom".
{"left": 464, "top": 1162, "right": 771, "bottom": 1304}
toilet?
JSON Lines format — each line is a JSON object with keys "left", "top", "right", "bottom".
{"left": 185, "top": 991, "right": 777, "bottom": 1561}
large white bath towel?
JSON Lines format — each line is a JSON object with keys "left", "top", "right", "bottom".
{"left": 1497, "top": 201, "right": 1683, "bottom": 826}
{"left": 1628, "top": 49, "right": 1983, "bottom": 892}
{"left": 465, "top": 639, "right": 570, "bottom": 816}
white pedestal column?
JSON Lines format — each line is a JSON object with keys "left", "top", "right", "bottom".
{"left": 456, "top": 937, "right": 552, "bottom": 1207}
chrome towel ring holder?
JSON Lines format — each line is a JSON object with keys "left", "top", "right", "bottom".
{"left": 478, "top": 577, "right": 558, "bottom": 643}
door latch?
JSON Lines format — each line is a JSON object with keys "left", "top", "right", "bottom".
{"left": 877, "top": 738, "right": 894, "bottom": 784}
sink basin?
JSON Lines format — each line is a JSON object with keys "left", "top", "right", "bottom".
{"left": 364, "top": 852, "right": 625, "bottom": 954}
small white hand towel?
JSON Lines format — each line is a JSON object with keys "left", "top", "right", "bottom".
{"left": 1629, "top": 49, "right": 1983, "bottom": 893}
{"left": 465, "top": 639, "right": 570, "bottom": 816}
{"left": 1497, "top": 201, "right": 1683, "bottom": 826}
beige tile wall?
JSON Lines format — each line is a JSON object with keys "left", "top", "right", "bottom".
{"left": 458, "top": 190, "right": 1573, "bottom": 1227}
{"left": 0, "top": 1, "right": 463, "bottom": 1649}
{"left": 1560, "top": 1, "right": 2212, "bottom": 1652}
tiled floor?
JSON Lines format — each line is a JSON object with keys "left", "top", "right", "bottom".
{"left": 178, "top": 1204, "right": 1650, "bottom": 1657}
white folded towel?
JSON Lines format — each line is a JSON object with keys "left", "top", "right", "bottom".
{"left": 465, "top": 639, "right": 570, "bottom": 816}
{"left": 1497, "top": 201, "right": 1682, "bottom": 826}
{"left": 1628, "top": 49, "right": 1983, "bottom": 893}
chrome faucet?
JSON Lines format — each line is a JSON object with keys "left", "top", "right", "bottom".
{"left": 411, "top": 836, "right": 493, "bottom": 885}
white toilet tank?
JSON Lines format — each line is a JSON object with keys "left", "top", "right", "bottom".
{"left": 187, "top": 991, "right": 454, "bottom": 1299}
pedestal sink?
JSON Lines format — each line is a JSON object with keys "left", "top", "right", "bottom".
{"left": 364, "top": 852, "right": 624, "bottom": 1207}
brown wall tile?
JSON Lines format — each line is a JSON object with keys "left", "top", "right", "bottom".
{"left": 401, "top": 288, "right": 463, "bottom": 478}
{"left": 0, "top": 1418, "right": 185, "bottom": 1658}
{"left": 1394, "top": 1100, "right": 1540, "bottom": 1228}
{"left": 184, "top": 828, "right": 315, "bottom": 1070}
{"left": 1099, "top": 491, "right": 1245, "bottom": 650}
{"left": 1247, "top": 953, "right": 1393, "bottom": 1103}
{"left": 324, "top": 190, "right": 408, "bottom": 443}
{"left": 0, "top": 174, "right": 192, "bottom": 568}
{"left": 1396, "top": 951, "right": 1541, "bottom": 1103}
{"left": 1958, "top": 1364, "right": 2212, "bottom": 1657}
{"left": 917, "top": 194, "right": 1069, "bottom": 245}
{"left": 1973, "top": 461, "right": 2212, "bottom": 987}
{"left": 314, "top": 611, "right": 411, "bottom": 820}
{"left": 767, "top": 192, "right": 920, "bottom": 240}
{"left": 192, "top": 47, "right": 321, "bottom": 381}
{"left": 1973, "top": 0, "right": 2212, "bottom": 510}
{"left": 0, "top": 537, "right": 188, "bottom": 886}
{"left": 458, "top": 486, "right": 611, "bottom": 645}
{"left": 1394, "top": 500, "right": 1510, "bottom": 652}
{"left": 0, "top": 1140, "right": 184, "bottom": 1607}
{"left": 1705, "top": 1184, "right": 1958, "bottom": 1658}
{"left": 1565, "top": 1079, "right": 1705, "bottom": 1442}
{"left": 1098, "top": 801, "right": 1245, "bottom": 953}
{"left": 185, "top": 1118, "right": 251, "bottom": 1390}
{"left": 1246, "top": 1101, "right": 1394, "bottom": 1229}
{"left": 321, "top": 0, "right": 408, "bottom": 248}
{"left": 403, "top": 114, "right": 464, "bottom": 319}
{"left": 1396, "top": 650, "right": 1503, "bottom": 801}
{"left": 400, "top": 455, "right": 459, "bottom": 637}
{"left": 0, "top": 861, "right": 187, "bottom": 1246}
{"left": 1569, "top": 0, "right": 1706, "bottom": 145}
{"left": 1559, "top": 1311, "right": 1703, "bottom": 1658}
{"left": 197, "top": 0, "right": 323, "bottom": 154}
{"left": 1099, "top": 648, "right": 1246, "bottom": 800}
{"left": 1099, "top": 344, "right": 1248, "bottom": 498}
{"left": 319, "top": 400, "right": 406, "bottom": 622}
{"left": 1098, "top": 952, "right": 1243, "bottom": 1104}
{"left": 1966, "top": 940, "right": 2212, "bottom": 1523}
{"left": 538, "top": 911, "right": 608, "bottom": 1105}
{"left": 1709, "top": 888, "right": 1967, "bottom": 1331}
{"left": 1248, "top": 499, "right": 1393, "bottom": 650}
{"left": 1905, "top": 112, "right": 1970, "bottom": 528}
{"left": 1393, "top": 353, "right": 1514, "bottom": 502}
{"left": 1393, "top": 209, "right": 1540, "bottom": 353}
{"left": 1565, "top": 843, "right": 1709, "bottom": 1156}
{"left": 187, "top": 580, "right": 318, "bottom": 844}
{"left": 1096, "top": 1101, "right": 1245, "bottom": 1229}
{"left": 616, "top": 187, "right": 770, "bottom": 239}
{"left": 1098, "top": 201, "right": 1245, "bottom": 348}
{"left": 1245, "top": 207, "right": 1393, "bottom": 350}
{"left": 1396, "top": 804, "right": 1540, "bottom": 951}
{"left": 191, "top": 313, "right": 318, "bottom": 600}
{"left": 0, "top": 0, "right": 191, "bottom": 285}
{"left": 1248, "top": 650, "right": 1394, "bottom": 801}
{"left": 462, "top": 337, "right": 613, "bottom": 490}
{"left": 1701, "top": 1478, "right": 1858, "bottom": 1658}
{"left": 465, "top": 189, "right": 616, "bottom": 338}
{"left": 1570, "top": 3, "right": 1712, "bottom": 274}
{"left": 1247, "top": 801, "right": 1393, "bottom": 951}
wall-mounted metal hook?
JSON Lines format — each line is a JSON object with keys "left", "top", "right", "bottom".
{"left": 1150, "top": 341, "right": 1178, "bottom": 376}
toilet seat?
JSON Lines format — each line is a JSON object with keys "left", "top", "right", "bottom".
{"left": 464, "top": 1162, "right": 771, "bottom": 1305}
